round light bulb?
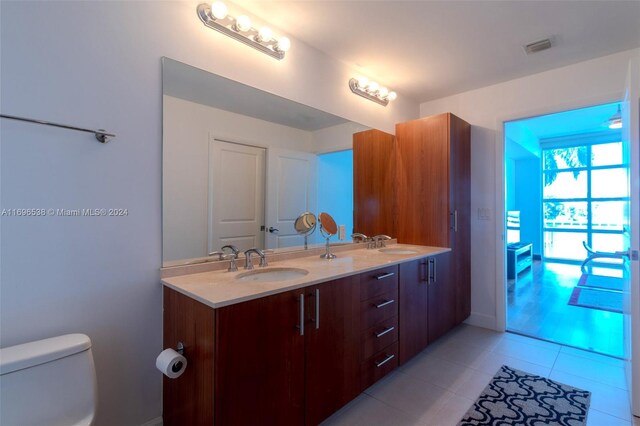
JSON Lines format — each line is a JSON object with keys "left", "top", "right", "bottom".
{"left": 387, "top": 91, "right": 398, "bottom": 101}
{"left": 609, "top": 120, "right": 622, "bottom": 129}
{"left": 235, "top": 15, "right": 252, "bottom": 32}
{"left": 367, "top": 81, "right": 379, "bottom": 93}
{"left": 378, "top": 87, "right": 389, "bottom": 98}
{"left": 357, "top": 77, "right": 369, "bottom": 89}
{"left": 257, "top": 26, "right": 273, "bottom": 42}
{"left": 210, "top": 1, "right": 228, "bottom": 20}
{"left": 275, "top": 36, "right": 291, "bottom": 52}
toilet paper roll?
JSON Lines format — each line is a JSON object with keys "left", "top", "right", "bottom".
{"left": 156, "top": 348, "right": 187, "bottom": 379}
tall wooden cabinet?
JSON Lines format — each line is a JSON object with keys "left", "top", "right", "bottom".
{"left": 353, "top": 129, "right": 396, "bottom": 237}
{"left": 395, "top": 113, "right": 471, "bottom": 327}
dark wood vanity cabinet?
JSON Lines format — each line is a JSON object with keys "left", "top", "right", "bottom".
{"left": 353, "top": 129, "right": 396, "bottom": 237}
{"left": 398, "top": 252, "right": 454, "bottom": 364}
{"left": 358, "top": 265, "right": 400, "bottom": 389}
{"left": 163, "top": 275, "right": 361, "bottom": 426}
{"left": 216, "top": 275, "right": 360, "bottom": 426}
{"left": 396, "top": 113, "right": 471, "bottom": 329}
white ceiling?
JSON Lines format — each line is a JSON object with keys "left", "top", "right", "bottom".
{"left": 232, "top": 0, "right": 640, "bottom": 103}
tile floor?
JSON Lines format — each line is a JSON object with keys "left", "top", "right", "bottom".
{"left": 507, "top": 261, "right": 624, "bottom": 357}
{"left": 321, "top": 324, "right": 636, "bottom": 426}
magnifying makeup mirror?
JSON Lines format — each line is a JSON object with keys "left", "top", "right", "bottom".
{"left": 318, "top": 212, "right": 337, "bottom": 259}
{"left": 294, "top": 212, "right": 317, "bottom": 250}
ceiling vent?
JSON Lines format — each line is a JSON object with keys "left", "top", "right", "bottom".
{"left": 523, "top": 38, "right": 552, "bottom": 55}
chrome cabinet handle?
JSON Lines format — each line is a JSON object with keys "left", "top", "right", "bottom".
{"left": 375, "top": 272, "right": 395, "bottom": 280}
{"left": 421, "top": 259, "right": 428, "bottom": 283}
{"left": 298, "top": 293, "right": 304, "bottom": 336}
{"left": 433, "top": 258, "right": 437, "bottom": 283}
{"left": 375, "top": 354, "right": 395, "bottom": 368}
{"left": 451, "top": 210, "right": 458, "bottom": 232}
{"left": 375, "top": 326, "right": 395, "bottom": 338}
{"left": 375, "top": 299, "right": 395, "bottom": 309}
{"left": 315, "top": 288, "right": 320, "bottom": 330}
{"left": 428, "top": 259, "right": 436, "bottom": 284}
{"left": 426, "top": 259, "right": 432, "bottom": 285}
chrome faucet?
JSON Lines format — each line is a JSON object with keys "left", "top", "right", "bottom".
{"left": 351, "top": 233, "right": 369, "bottom": 243}
{"left": 373, "top": 235, "right": 392, "bottom": 248}
{"left": 208, "top": 250, "right": 225, "bottom": 260}
{"left": 221, "top": 244, "right": 240, "bottom": 258}
{"left": 244, "top": 248, "right": 265, "bottom": 270}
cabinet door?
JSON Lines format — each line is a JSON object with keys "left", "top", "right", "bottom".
{"left": 449, "top": 114, "right": 471, "bottom": 323}
{"left": 428, "top": 251, "right": 456, "bottom": 343}
{"left": 353, "top": 129, "right": 396, "bottom": 237}
{"left": 396, "top": 114, "right": 450, "bottom": 247}
{"left": 215, "top": 289, "right": 305, "bottom": 426}
{"left": 398, "top": 258, "right": 429, "bottom": 364}
{"left": 305, "top": 275, "right": 360, "bottom": 426}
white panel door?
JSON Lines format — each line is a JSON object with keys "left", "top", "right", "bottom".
{"left": 265, "top": 148, "right": 317, "bottom": 249}
{"left": 208, "top": 139, "right": 265, "bottom": 253}
{"left": 623, "top": 56, "right": 640, "bottom": 415}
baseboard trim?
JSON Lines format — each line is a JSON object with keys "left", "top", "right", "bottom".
{"left": 464, "top": 312, "right": 497, "bottom": 330}
{"left": 140, "top": 416, "right": 163, "bottom": 426}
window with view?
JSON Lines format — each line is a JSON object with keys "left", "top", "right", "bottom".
{"left": 542, "top": 141, "right": 628, "bottom": 262}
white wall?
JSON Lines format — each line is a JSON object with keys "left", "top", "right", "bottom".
{"left": 311, "top": 121, "right": 370, "bottom": 153}
{"left": 0, "top": 2, "right": 418, "bottom": 425}
{"left": 420, "top": 48, "right": 640, "bottom": 330}
{"left": 163, "top": 95, "right": 314, "bottom": 262}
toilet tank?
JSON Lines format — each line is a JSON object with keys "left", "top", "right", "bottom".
{"left": 0, "top": 333, "right": 97, "bottom": 426}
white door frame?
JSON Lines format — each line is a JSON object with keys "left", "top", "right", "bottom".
{"left": 493, "top": 92, "right": 624, "bottom": 332}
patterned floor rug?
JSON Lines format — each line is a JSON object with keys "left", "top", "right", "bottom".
{"left": 568, "top": 286, "right": 623, "bottom": 314}
{"left": 458, "top": 365, "right": 591, "bottom": 426}
{"left": 578, "top": 273, "right": 624, "bottom": 291}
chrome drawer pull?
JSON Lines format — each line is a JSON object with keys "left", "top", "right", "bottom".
{"left": 375, "top": 299, "right": 395, "bottom": 309}
{"left": 375, "top": 272, "right": 395, "bottom": 280}
{"left": 298, "top": 293, "right": 304, "bottom": 336}
{"left": 375, "top": 354, "right": 395, "bottom": 368}
{"left": 375, "top": 326, "right": 395, "bottom": 338}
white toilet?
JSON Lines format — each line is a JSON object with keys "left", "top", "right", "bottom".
{"left": 0, "top": 333, "right": 98, "bottom": 426}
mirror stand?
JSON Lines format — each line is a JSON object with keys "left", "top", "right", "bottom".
{"left": 320, "top": 234, "right": 337, "bottom": 259}
{"left": 318, "top": 212, "right": 338, "bottom": 259}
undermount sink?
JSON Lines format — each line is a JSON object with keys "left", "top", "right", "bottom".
{"left": 236, "top": 267, "right": 309, "bottom": 283}
{"left": 378, "top": 248, "right": 419, "bottom": 255}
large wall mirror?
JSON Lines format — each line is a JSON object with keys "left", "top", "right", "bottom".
{"left": 162, "top": 57, "right": 371, "bottom": 266}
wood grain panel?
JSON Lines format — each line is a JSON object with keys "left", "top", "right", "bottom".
{"left": 395, "top": 114, "right": 450, "bottom": 246}
{"left": 305, "top": 275, "right": 361, "bottom": 426}
{"left": 398, "top": 258, "right": 429, "bottom": 364}
{"left": 359, "top": 265, "right": 399, "bottom": 301}
{"left": 361, "top": 341, "right": 399, "bottom": 390}
{"left": 162, "top": 287, "right": 215, "bottom": 426}
{"left": 214, "top": 289, "right": 305, "bottom": 426}
{"left": 427, "top": 251, "right": 456, "bottom": 343}
{"left": 450, "top": 114, "right": 472, "bottom": 323}
{"left": 353, "top": 129, "right": 396, "bottom": 237}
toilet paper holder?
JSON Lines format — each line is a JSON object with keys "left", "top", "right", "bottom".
{"left": 175, "top": 342, "right": 185, "bottom": 355}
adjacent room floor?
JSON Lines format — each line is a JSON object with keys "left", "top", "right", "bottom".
{"left": 507, "top": 260, "right": 624, "bottom": 358}
{"left": 321, "top": 325, "right": 632, "bottom": 426}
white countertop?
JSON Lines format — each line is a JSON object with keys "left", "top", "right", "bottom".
{"left": 161, "top": 244, "right": 450, "bottom": 309}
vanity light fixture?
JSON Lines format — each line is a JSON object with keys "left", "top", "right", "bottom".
{"left": 197, "top": 1, "right": 290, "bottom": 60}
{"left": 349, "top": 77, "right": 397, "bottom": 106}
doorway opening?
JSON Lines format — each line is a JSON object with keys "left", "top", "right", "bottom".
{"left": 504, "top": 102, "right": 627, "bottom": 358}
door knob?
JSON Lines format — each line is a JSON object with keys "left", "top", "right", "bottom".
{"left": 268, "top": 227, "right": 279, "bottom": 234}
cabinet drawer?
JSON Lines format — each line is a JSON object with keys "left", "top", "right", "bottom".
{"left": 361, "top": 342, "right": 399, "bottom": 390}
{"left": 360, "top": 266, "right": 399, "bottom": 301}
{"left": 361, "top": 316, "right": 398, "bottom": 360}
{"left": 360, "top": 289, "right": 398, "bottom": 330}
